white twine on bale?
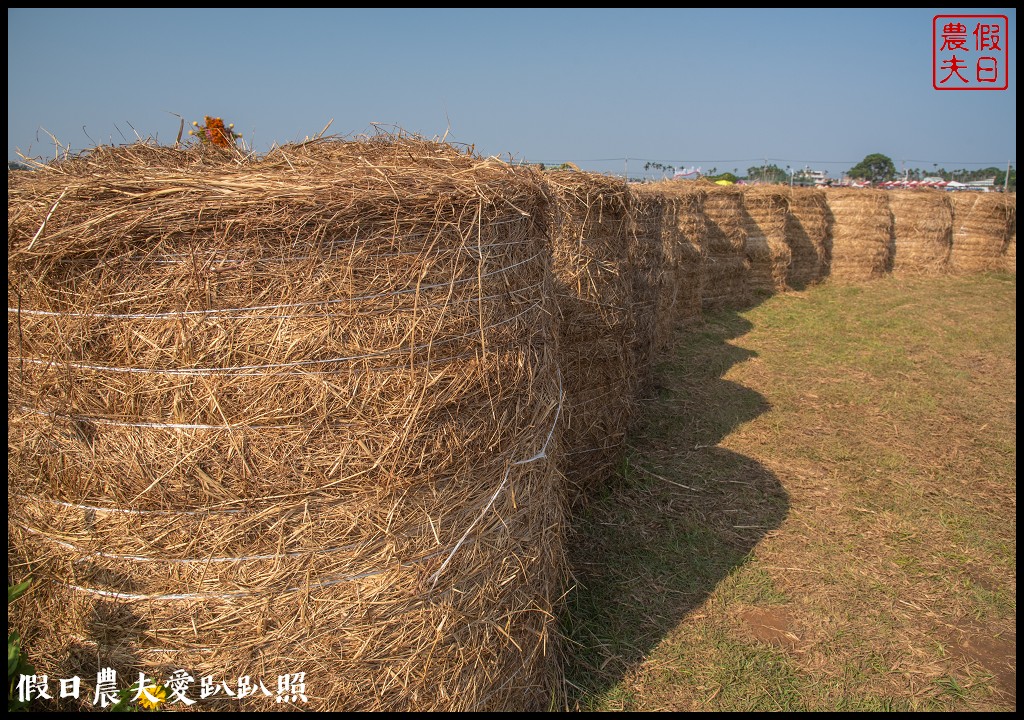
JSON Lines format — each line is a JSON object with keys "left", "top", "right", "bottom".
{"left": 10, "top": 302, "right": 542, "bottom": 376}
{"left": 11, "top": 493, "right": 245, "bottom": 516}
{"left": 7, "top": 254, "right": 543, "bottom": 319}
{"left": 428, "top": 369, "right": 564, "bottom": 588}
{"left": 56, "top": 547, "right": 455, "bottom": 602}
{"left": 7, "top": 282, "right": 543, "bottom": 321}
{"left": 11, "top": 209, "right": 557, "bottom": 611}
{"left": 15, "top": 523, "right": 361, "bottom": 563}
{"left": 12, "top": 345, "right": 562, "bottom": 598}
{"left": 42, "top": 225, "right": 531, "bottom": 266}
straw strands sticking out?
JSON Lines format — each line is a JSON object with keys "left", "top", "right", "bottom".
{"left": 8, "top": 136, "right": 566, "bottom": 711}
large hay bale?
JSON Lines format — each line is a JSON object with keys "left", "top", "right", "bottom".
{"left": 823, "top": 189, "right": 894, "bottom": 282}
{"left": 626, "top": 187, "right": 667, "bottom": 386}
{"left": 889, "top": 190, "right": 953, "bottom": 275}
{"left": 544, "top": 171, "right": 638, "bottom": 504}
{"left": 8, "top": 138, "right": 566, "bottom": 711}
{"left": 630, "top": 185, "right": 681, "bottom": 356}
{"left": 701, "top": 184, "right": 751, "bottom": 308}
{"left": 743, "top": 186, "right": 792, "bottom": 295}
{"left": 949, "top": 192, "right": 1015, "bottom": 273}
{"left": 644, "top": 181, "right": 706, "bottom": 324}
{"left": 1005, "top": 205, "right": 1016, "bottom": 273}
{"left": 785, "top": 187, "right": 830, "bottom": 289}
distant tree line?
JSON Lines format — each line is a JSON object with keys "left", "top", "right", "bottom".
{"left": 846, "top": 153, "right": 1015, "bottom": 189}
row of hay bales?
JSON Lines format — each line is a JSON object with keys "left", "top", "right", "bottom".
{"left": 7, "top": 138, "right": 1016, "bottom": 711}
{"left": 825, "top": 188, "right": 1017, "bottom": 282}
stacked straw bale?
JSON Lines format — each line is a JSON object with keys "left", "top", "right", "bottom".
{"left": 629, "top": 185, "right": 675, "bottom": 357}
{"left": 644, "top": 181, "right": 706, "bottom": 325}
{"left": 889, "top": 190, "right": 953, "bottom": 275}
{"left": 626, "top": 188, "right": 667, "bottom": 387}
{"left": 8, "top": 137, "right": 566, "bottom": 711}
{"left": 1005, "top": 208, "right": 1016, "bottom": 273}
{"left": 949, "top": 192, "right": 1015, "bottom": 273}
{"left": 823, "top": 189, "right": 894, "bottom": 282}
{"left": 742, "top": 186, "right": 792, "bottom": 296}
{"left": 785, "top": 187, "right": 830, "bottom": 289}
{"left": 700, "top": 184, "right": 751, "bottom": 308}
{"left": 544, "top": 171, "right": 640, "bottom": 505}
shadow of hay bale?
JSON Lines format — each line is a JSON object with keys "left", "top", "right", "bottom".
{"left": 561, "top": 309, "right": 789, "bottom": 707}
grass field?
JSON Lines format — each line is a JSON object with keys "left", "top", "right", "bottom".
{"left": 562, "top": 272, "right": 1016, "bottom": 711}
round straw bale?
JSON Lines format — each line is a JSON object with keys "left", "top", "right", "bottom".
{"left": 742, "top": 186, "right": 792, "bottom": 296}
{"left": 628, "top": 186, "right": 670, "bottom": 362}
{"left": 823, "top": 189, "right": 893, "bottom": 282}
{"left": 643, "top": 181, "right": 706, "bottom": 325}
{"left": 701, "top": 183, "right": 748, "bottom": 255}
{"left": 785, "top": 187, "right": 830, "bottom": 289}
{"left": 1004, "top": 205, "right": 1016, "bottom": 273}
{"left": 543, "top": 171, "right": 638, "bottom": 506}
{"left": 693, "top": 184, "right": 750, "bottom": 309}
{"left": 889, "top": 189, "right": 953, "bottom": 275}
{"left": 8, "top": 137, "right": 566, "bottom": 711}
{"left": 949, "top": 192, "right": 1015, "bottom": 273}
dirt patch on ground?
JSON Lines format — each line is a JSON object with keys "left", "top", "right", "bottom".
{"left": 738, "top": 606, "right": 803, "bottom": 652}
{"left": 947, "top": 626, "right": 1016, "bottom": 704}
{"left": 942, "top": 622, "right": 1015, "bottom": 708}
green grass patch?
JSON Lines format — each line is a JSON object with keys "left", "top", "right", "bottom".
{"left": 562, "top": 273, "right": 1015, "bottom": 711}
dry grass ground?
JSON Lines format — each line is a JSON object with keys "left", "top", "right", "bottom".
{"left": 562, "top": 272, "right": 1016, "bottom": 711}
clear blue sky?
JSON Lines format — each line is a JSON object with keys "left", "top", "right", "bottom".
{"left": 7, "top": 8, "right": 1016, "bottom": 180}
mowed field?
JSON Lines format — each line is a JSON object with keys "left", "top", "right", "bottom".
{"left": 562, "top": 272, "right": 1016, "bottom": 711}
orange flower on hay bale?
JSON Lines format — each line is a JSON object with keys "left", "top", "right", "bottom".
{"left": 187, "top": 116, "right": 242, "bottom": 148}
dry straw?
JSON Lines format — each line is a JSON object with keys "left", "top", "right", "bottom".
{"left": 544, "top": 171, "right": 639, "bottom": 506}
{"left": 785, "top": 187, "right": 830, "bottom": 289}
{"left": 642, "top": 181, "right": 706, "bottom": 325}
{"left": 823, "top": 189, "right": 894, "bottom": 282}
{"left": 628, "top": 185, "right": 672, "bottom": 358}
{"left": 949, "top": 192, "right": 1015, "bottom": 273}
{"left": 8, "top": 135, "right": 566, "bottom": 711}
{"left": 888, "top": 190, "right": 953, "bottom": 275}
{"left": 700, "top": 183, "right": 751, "bottom": 309}
{"left": 1005, "top": 216, "right": 1016, "bottom": 274}
{"left": 742, "top": 186, "right": 792, "bottom": 296}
